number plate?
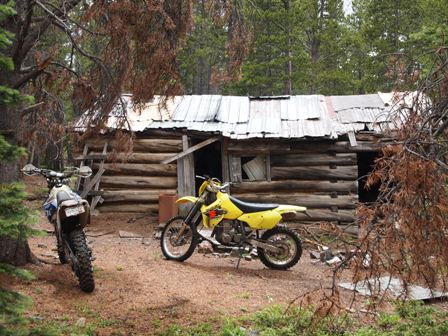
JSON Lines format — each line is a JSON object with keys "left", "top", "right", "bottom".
{"left": 65, "top": 206, "right": 85, "bottom": 217}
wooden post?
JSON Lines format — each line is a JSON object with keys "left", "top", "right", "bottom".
{"left": 76, "top": 144, "right": 88, "bottom": 191}
{"left": 177, "top": 134, "right": 195, "bottom": 215}
{"left": 221, "top": 137, "right": 230, "bottom": 184}
{"left": 229, "top": 155, "right": 242, "bottom": 183}
{"left": 90, "top": 142, "right": 108, "bottom": 212}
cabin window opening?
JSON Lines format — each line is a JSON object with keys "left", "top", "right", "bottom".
{"left": 357, "top": 151, "right": 381, "bottom": 203}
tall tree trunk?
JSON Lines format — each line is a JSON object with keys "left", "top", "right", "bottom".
{"left": 0, "top": 233, "right": 33, "bottom": 266}
{"left": 0, "top": 98, "right": 34, "bottom": 267}
{"left": 283, "top": 0, "right": 292, "bottom": 95}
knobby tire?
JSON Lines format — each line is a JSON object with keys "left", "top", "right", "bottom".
{"left": 160, "top": 216, "right": 197, "bottom": 262}
{"left": 258, "top": 226, "right": 302, "bottom": 270}
{"left": 69, "top": 229, "right": 95, "bottom": 292}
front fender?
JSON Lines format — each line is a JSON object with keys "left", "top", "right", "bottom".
{"left": 275, "top": 204, "right": 307, "bottom": 215}
{"left": 176, "top": 196, "right": 198, "bottom": 204}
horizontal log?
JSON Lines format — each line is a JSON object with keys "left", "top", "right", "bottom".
{"left": 284, "top": 209, "right": 355, "bottom": 222}
{"left": 110, "top": 152, "right": 175, "bottom": 163}
{"left": 101, "top": 176, "right": 177, "bottom": 189}
{"left": 74, "top": 154, "right": 107, "bottom": 161}
{"left": 231, "top": 193, "right": 358, "bottom": 209}
{"left": 271, "top": 153, "right": 357, "bottom": 167}
{"left": 228, "top": 142, "right": 289, "bottom": 153}
{"left": 98, "top": 203, "right": 159, "bottom": 213}
{"left": 102, "top": 189, "right": 176, "bottom": 203}
{"left": 93, "top": 163, "right": 176, "bottom": 176}
{"left": 232, "top": 180, "right": 358, "bottom": 193}
{"left": 289, "top": 141, "right": 379, "bottom": 153}
{"left": 139, "top": 129, "right": 184, "bottom": 138}
{"left": 86, "top": 138, "right": 182, "bottom": 153}
{"left": 227, "top": 140, "right": 380, "bottom": 154}
{"left": 271, "top": 166, "right": 357, "bottom": 181}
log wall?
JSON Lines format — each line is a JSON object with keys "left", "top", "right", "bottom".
{"left": 81, "top": 133, "right": 379, "bottom": 224}
{"left": 228, "top": 138, "right": 379, "bottom": 223}
{"left": 83, "top": 132, "right": 182, "bottom": 213}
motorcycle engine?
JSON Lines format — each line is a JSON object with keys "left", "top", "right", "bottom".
{"left": 214, "top": 221, "right": 250, "bottom": 245}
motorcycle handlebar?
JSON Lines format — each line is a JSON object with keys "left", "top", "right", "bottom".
{"left": 21, "top": 165, "right": 91, "bottom": 179}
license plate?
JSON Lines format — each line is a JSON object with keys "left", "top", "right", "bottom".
{"left": 65, "top": 206, "right": 85, "bottom": 217}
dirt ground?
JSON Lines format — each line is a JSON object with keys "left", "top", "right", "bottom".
{"left": 3, "top": 209, "right": 350, "bottom": 335}
{"left": 2, "top": 176, "right": 446, "bottom": 335}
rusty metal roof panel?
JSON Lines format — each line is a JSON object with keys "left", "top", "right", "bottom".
{"left": 78, "top": 93, "right": 405, "bottom": 138}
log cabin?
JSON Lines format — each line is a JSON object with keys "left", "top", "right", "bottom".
{"left": 77, "top": 92, "right": 403, "bottom": 227}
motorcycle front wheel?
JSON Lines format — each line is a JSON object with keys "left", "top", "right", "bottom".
{"left": 258, "top": 226, "right": 302, "bottom": 270}
{"left": 69, "top": 229, "right": 95, "bottom": 292}
{"left": 160, "top": 216, "right": 197, "bottom": 262}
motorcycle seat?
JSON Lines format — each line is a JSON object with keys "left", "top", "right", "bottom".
{"left": 57, "top": 191, "right": 74, "bottom": 205}
{"left": 229, "top": 195, "right": 278, "bottom": 213}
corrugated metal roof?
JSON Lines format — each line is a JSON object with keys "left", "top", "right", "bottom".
{"left": 215, "top": 96, "right": 250, "bottom": 123}
{"left": 77, "top": 93, "right": 401, "bottom": 139}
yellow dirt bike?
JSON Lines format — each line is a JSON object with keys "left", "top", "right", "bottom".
{"left": 160, "top": 175, "right": 307, "bottom": 270}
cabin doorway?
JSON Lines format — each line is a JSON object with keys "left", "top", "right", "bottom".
{"left": 357, "top": 152, "right": 380, "bottom": 203}
{"left": 192, "top": 137, "right": 222, "bottom": 195}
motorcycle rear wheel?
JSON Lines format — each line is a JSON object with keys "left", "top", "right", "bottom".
{"left": 258, "top": 226, "right": 302, "bottom": 270}
{"left": 69, "top": 229, "right": 95, "bottom": 292}
{"left": 160, "top": 216, "right": 197, "bottom": 262}
{"left": 57, "top": 236, "right": 68, "bottom": 264}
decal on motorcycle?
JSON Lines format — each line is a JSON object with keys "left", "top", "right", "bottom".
{"left": 206, "top": 208, "right": 226, "bottom": 218}
{"left": 43, "top": 202, "right": 57, "bottom": 220}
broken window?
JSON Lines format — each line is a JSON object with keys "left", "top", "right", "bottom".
{"left": 230, "top": 155, "right": 270, "bottom": 182}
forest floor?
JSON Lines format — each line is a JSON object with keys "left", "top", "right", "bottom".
{"left": 2, "top": 177, "right": 447, "bottom": 335}
{"left": 6, "top": 211, "right": 345, "bottom": 335}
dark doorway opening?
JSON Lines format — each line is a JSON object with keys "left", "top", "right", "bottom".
{"left": 357, "top": 152, "right": 380, "bottom": 203}
{"left": 192, "top": 138, "right": 222, "bottom": 195}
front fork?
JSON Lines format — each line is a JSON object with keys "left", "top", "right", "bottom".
{"left": 175, "top": 199, "right": 204, "bottom": 242}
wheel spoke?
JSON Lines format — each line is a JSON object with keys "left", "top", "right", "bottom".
{"left": 161, "top": 217, "right": 195, "bottom": 259}
{"left": 258, "top": 227, "right": 302, "bottom": 270}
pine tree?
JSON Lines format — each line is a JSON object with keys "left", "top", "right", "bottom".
{"left": 0, "top": 1, "right": 35, "bottom": 266}
{"left": 350, "top": 0, "right": 422, "bottom": 92}
{"left": 226, "top": 0, "right": 295, "bottom": 96}
{"left": 178, "top": 0, "right": 228, "bottom": 94}
{"left": 225, "top": 0, "right": 351, "bottom": 96}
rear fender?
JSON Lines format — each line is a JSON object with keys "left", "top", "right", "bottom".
{"left": 275, "top": 205, "right": 307, "bottom": 215}
{"left": 57, "top": 199, "right": 90, "bottom": 232}
{"left": 176, "top": 196, "right": 198, "bottom": 204}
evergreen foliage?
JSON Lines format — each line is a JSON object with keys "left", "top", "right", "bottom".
{"left": 0, "top": 3, "right": 40, "bottom": 335}
{"left": 0, "top": 0, "right": 35, "bottom": 242}
{"left": 179, "top": 0, "right": 447, "bottom": 96}
{"left": 0, "top": 178, "right": 37, "bottom": 240}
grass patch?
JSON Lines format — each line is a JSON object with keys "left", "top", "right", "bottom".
{"left": 156, "top": 301, "right": 448, "bottom": 336}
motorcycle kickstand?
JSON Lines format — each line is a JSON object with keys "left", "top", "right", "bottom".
{"left": 236, "top": 249, "right": 243, "bottom": 269}
{"left": 235, "top": 221, "right": 250, "bottom": 270}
